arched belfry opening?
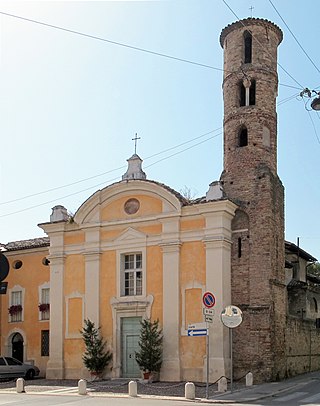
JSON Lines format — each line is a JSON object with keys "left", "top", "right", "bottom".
{"left": 238, "top": 126, "right": 248, "bottom": 147}
{"left": 243, "top": 30, "right": 252, "bottom": 63}
{"left": 239, "top": 79, "right": 255, "bottom": 107}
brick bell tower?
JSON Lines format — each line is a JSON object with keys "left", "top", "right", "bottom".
{"left": 219, "top": 18, "right": 286, "bottom": 381}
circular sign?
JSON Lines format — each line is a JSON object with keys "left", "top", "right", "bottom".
{"left": 0, "top": 253, "right": 9, "bottom": 282}
{"left": 221, "top": 305, "right": 243, "bottom": 328}
{"left": 203, "top": 291, "right": 216, "bottom": 308}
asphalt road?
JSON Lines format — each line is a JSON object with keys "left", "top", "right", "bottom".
{"left": 0, "top": 393, "right": 200, "bottom": 405}
{"left": 251, "top": 378, "right": 320, "bottom": 405}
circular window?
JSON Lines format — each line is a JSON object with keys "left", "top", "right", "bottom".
{"left": 42, "top": 257, "right": 50, "bottom": 266}
{"left": 124, "top": 198, "right": 140, "bottom": 215}
{"left": 12, "top": 260, "right": 23, "bottom": 270}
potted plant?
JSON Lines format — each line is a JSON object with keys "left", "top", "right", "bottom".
{"left": 80, "top": 319, "right": 112, "bottom": 380}
{"left": 38, "top": 303, "right": 50, "bottom": 312}
{"left": 8, "top": 304, "right": 22, "bottom": 316}
{"left": 135, "top": 319, "right": 163, "bottom": 381}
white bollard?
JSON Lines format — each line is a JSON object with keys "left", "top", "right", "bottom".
{"left": 218, "top": 377, "right": 228, "bottom": 392}
{"left": 246, "top": 372, "right": 253, "bottom": 386}
{"left": 128, "top": 380, "right": 137, "bottom": 397}
{"left": 78, "top": 379, "right": 87, "bottom": 395}
{"left": 16, "top": 378, "right": 25, "bottom": 393}
{"left": 185, "top": 382, "right": 195, "bottom": 400}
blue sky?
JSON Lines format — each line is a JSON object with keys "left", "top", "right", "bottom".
{"left": 0, "top": 0, "right": 319, "bottom": 260}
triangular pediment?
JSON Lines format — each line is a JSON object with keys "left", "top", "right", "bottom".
{"left": 115, "top": 227, "right": 146, "bottom": 242}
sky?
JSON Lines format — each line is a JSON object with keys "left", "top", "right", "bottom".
{"left": 0, "top": 0, "right": 319, "bottom": 260}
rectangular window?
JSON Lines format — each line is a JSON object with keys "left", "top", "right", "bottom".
{"left": 10, "top": 291, "right": 22, "bottom": 322}
{"left": 41, "top": 330, "right": 49, "bottom": 356}
{"left": 123, "top": 253, "right": 142, "bottom": 296}
{"left": 40, "top": 288, "right": 50, "bottom": 320}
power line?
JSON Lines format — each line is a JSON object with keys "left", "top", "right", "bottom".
{"left": 221, "top": 0, "right": 305, "bottom": 89}
{"left": 0, "top": 128, "right": 221, "bottom": 206}
{"left": 0, "top": 10, "right": 301, "bottom": 91}
{"left": 0, "top": 11, "right": 223, "bottom": 72}
{"left": 267, "top": 0, "right": 320, "bottom": 77}
{"left": 307, "top": 109, "right": 320, "bottom": 145}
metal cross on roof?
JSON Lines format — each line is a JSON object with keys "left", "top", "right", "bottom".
{"left": 249, "top": 6, "right": 254, "bottom": 17}
{"left": 132, "top": 133, "right": 141, "bottom": 155}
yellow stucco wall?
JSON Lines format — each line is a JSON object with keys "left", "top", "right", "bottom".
{"left": 101, "top": 194, "right": 162, "bottom": 221}
{"left": 180, "top": 218, "right": 205, "bottom": 231}
{"left": 0, "top": 248, "right": 50, "bottom": 375}
{"left": 146, "top": 246, "right": 163, "bottom": 322}
{"left": 64, "top": 232, "right": 85, "bottom": 245}
{"left": 64, "top": 255, "right": 85, "bottom": 296}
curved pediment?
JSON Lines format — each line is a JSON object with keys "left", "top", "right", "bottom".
{"left": 74, "top": 179, "right": 186, "bottom": 225}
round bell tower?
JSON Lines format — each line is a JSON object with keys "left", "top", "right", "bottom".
{"left": 220, "top": 18, "right": 286, "bottom": 382}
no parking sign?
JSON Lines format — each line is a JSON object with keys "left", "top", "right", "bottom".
{"left": 202, "top": 291, "right": 215, "bottom": 308}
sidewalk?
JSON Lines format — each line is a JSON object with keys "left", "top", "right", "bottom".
{"left": 207, "top": 371, "right": 320, "bottom": 403}
{"left": 0, "top": 371, "right": 319, "bottom": 403}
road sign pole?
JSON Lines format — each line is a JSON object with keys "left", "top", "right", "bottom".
{"left": 206, "top": 321, "right": 209, "bottom": 399}
{"left": 230, "top": 328, "right": 233, "bottom": 392}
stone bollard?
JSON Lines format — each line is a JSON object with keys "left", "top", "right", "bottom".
{"left": 218, "top": 377, "right": 228, "bottom": 392}
{"left": 128, "top": 380, "right": 137, "bottom": 397}
{"left": 246, "top": 372, "right": 253, "bottom": 386}
{"left": 78, "top": 379, "right": 87, "bottom": 395}
{"left": 16, "top": 378, "right": 25, "bottom": 393}
{"left": 185, "top": 382, "right": 195, "bottom": 400}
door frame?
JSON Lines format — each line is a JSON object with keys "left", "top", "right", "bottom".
{"left": 110, "top": 294, "right": 153, "bottom": 378}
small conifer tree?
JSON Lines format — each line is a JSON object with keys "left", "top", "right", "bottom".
{"left": 135, "top": 319, "right": 163, "bottom": 374}
{"left": 80, "top": 319, "right": 112, "bottom": 377}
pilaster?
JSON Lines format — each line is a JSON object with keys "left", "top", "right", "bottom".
{"left": 46, "top": 253, "right": 65, "bottom": 379}
{"left": 160, "top": 241, "right": 181, "bottom": 381}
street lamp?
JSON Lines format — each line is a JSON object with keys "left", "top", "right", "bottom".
{"left": 311, "top": 96, "right": 320, "bottom": 111}
{"left": 300, "top": 88, "right": 320, "bottom": 111}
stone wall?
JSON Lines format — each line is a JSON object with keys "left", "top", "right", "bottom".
{"left": 286, "top": 317, "right": 320, "bottom": 377}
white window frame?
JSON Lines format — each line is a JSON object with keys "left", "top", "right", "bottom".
{"left": 121, "top": 252, "right": 143, "bottom": 297}
{"left": 8, "top": 285, "right": 25, "bottom": 323}
{"left": 116, "top": 247, "right": 146, "bottom": 299}
{"left": 38, "top": 283, "right": 50, "bottom": 321}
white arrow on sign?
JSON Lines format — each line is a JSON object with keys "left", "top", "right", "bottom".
{"left": 187, "top": 329, "right": 208, "bottom": 337}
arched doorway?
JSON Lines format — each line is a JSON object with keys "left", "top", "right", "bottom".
{"left": 12, "top": 333, "right": 23, "bottom": 362}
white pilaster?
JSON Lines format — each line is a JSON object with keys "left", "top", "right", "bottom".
{"left": 46, "top": 253, "right": 65, "bottom": 378}
{"left": 161, "top": 241, "right": 181, "bottom": 381}
{"left": 202, "top": 202, "right": 236, "bottom": 382}
{"left": 84, "top": 252, "right": 100, "bottom": 326}
{"left": 84, "top": 228, "right": 101, "bottom": 326}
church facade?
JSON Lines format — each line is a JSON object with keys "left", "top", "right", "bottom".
{"left": 1, "top": 18, "right": 319, "bottom": 383}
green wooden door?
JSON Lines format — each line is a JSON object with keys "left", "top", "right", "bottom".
{"left": 121, "top": 317, "right": 141, "bottom": 378}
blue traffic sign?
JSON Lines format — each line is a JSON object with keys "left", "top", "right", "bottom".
{"left": 187, "top": 329, "right": 208, "bottom": 337}
{"left": 203, "top": 291, "right": 215, "bottom": 308}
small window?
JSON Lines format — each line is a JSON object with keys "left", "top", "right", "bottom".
{"left": 244, "top": 31, "right": 252, "bottom": 64}
{"left": 239, "top": 82, "right": 246, "bottom": 106}
{"left": 41, "top": 330, "right": 49, "bottom": 356}
{"left": 249, "top": 80, "right": 256, "bottom": 105}
{"left": 122, "top": 253, "right": 143, "bottom": 296}
{"left": 238, "top": 237, "right": 242, "bottom": 258}
{"left": 239, "top": 127, "right": 248, "bottom": 147}
{"left": 40, "top": 288, "right": 50, "bottom": 320}
{"left": 10, "top": 291, "right": 22, "bottom": 322}
{"left": 313, "top": 298, "right": 318, "bottom": 313}
{"left": 12, "top": 260, "right": 23, "bottom": 270}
